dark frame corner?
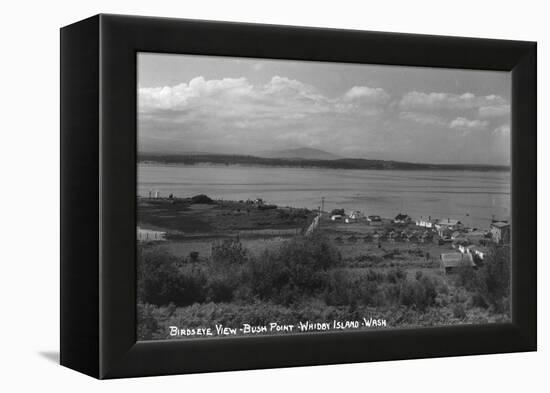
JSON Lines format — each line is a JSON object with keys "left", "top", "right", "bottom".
{"left": 60, "top": 14, "right": 537, "bottom": 379}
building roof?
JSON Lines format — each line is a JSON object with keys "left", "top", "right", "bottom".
{"left": 466, "top": 230, "right": 487, "bottom": 237}
{"left": 440, "top": 253, "right": 474, "bottom": 268}
{"left": 438, "top": 219, "right": 462, "bottom": 226}
{"left": 418, "top": 218, "right": 439, "bottom": 223}
{"left": 491, "top": 221, "right": 510, "bottom": 229}
{"left": 470, "top": 246, "right": 489, "bottom": 254}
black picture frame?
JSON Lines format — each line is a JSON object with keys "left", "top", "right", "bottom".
{"left": 60, "top": 14, "right": 537, "bottom": 379}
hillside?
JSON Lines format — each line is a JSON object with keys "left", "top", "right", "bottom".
{"left": 138, "top": 153, "right": 510, "bottom": 172}
{"left": 257, "top": 147, "right": 341, "bottom": 160}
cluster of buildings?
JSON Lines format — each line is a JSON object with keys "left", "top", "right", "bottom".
{"left": 327, "top": 208, "right": 510, "bottom": 275}
{"left": 431, "top": 218, "right": 510, "bottom": 274}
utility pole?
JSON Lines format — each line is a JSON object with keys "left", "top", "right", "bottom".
{"left": 321, "top": 197, "right": 325, "bottom": 217}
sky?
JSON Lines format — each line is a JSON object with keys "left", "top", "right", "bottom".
{"left": 138, "top": 53, "right": 511, "bottom": 165}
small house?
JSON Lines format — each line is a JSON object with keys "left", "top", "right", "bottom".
{"left": 465, "top": 230, "right": 489, "bottom": 244}
{"left": 470, "top": 245, "right": 489, "bottom": 261}
{"left": 458, "top": 244, "right": 475, "bottom": 254}
{"left": 437, "top": 227, "right": 453, "bottom": 239}
{"left": 416, "top": 216, "right": 439, "bottom": 228}
{"left": 440, "top": 252, "right": 475, "bottom": 274}
{"left": 452, "top": 237, "right": 469, "bottom": 249}
{"left": 394, "top": 213, "right": 412, "bottom": 224}
{"left": 490, "top": 221, "right": 510, "bottom": 244}
{"left": 436, "top": 227, "right": 452, "bottom": 238}
{"left": 451, "top": 231, "right": 464, "bottom": 240}
{"left": 435, "top": 218, "right": 463, "bottom": 233}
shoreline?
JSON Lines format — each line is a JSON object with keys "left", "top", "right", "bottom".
{"left": 138, "top": 160, "right": 511, "bottom": 173}
{"left": 137, "top": 195, "right": 501, "bottom": 236}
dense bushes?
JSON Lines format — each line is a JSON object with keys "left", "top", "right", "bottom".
{"left": 211, "top": 239, "right": 249, "bottom": 267}
{"left": 137, "top": 303, "right": 161, "bottom": 340}
{"left": 454, "top": 245, "right": 510, "bottom": 312}
{"left": 475, "top": 246, "right": 510, "bottom": 312}
{"left": 399, "top": 276, "right": 438, "bottom": 311}
{"left": 138, "top": 234, "right": 439, "bottom": 312}
{"left": 137, "top": 248, "right": 207, "bottom": 306}
{"left": 247, "top": 233, "right": 342, "bottom": 304}
{"left": 190, "top": 194, "right": 213, "bottom": 204}
{"left": 323, "top": 267, "right": 438, "bottom": 310}
{"left": 138, "top": 234, "right": 342, "bottom": 307}
{"left": 138, "top": 240, "right": 248, "bottom": 306}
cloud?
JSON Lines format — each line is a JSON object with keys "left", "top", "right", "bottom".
{"left": 335, "top": 86, "right": 390, "bottom": 114}
{"left": 344, "top": 86, "right": 390, "bottom": 103}
{"left": 263, "top": 76, "right": 327, "bottom": 106}
{"left": 139, "top": 76, "right": 390, "bottom": 119}
{"left": 449, "top": 117, "right": 489, "bottom": 131}
{"left": 399, "top": 91, "right": 508, "bottom": 112}
{"left": 138, "top": 76, "right": 393, "bottom": 155}
{"left": 399, "top": 111, "right": 447, "bottom": 126}
{"left": 139, "top": 76, "right": 255, "bottom": 111}
{"left": 138, "top": 76, "right": 508, "bottom": 164}
{"left": 479, "top": 104, "right": 510, "bottom": 118}
{"left": 493, "top": 124, "right": 511, "bottom": 135}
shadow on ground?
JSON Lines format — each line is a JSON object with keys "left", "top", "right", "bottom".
{"left": 38, "top": 351, "right": 59, "bottom": 364}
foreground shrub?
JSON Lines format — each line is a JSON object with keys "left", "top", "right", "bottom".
{"left": 137, "top": 247, "right": 207, "bottom": 306}
{"left": 137, "top": 303, "right": 160, "bottom": 340}
{"left": 247, "top": 233, "right": 342, "bottom": 304}
{"left": 452, "top": 303, "right": 467, "bottom": 319}
{"left": 324, "top": 269, "right": 381, "bottom": 307}
{"left": 323, "top": 267, "right": 438, "bottom": 310}
{"left": 399, "top": 276, "right": 438, "bottom": 311}
{"left": 454, "top": 245, "right": 510, "bottom": 313}
{"left": 211, "top": 239, "right": 249, "bottom": 267}
{"left": 474, "top": 246, "right": 510, "bottom": 312}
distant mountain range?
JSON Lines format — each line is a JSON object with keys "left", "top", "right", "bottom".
{"left": 139, "top": 149, "right": 510, "bottom": 172}
{"left": 256, "top": 147, "right": 341, "bottom": 161}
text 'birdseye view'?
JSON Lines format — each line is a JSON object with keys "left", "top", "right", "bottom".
{"left": 136, "top": 53, "right": 511, "bottom": 341}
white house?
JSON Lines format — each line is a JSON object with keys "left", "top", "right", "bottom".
{"left": 458, "top": 244, "right": 475, "bottom": 254}
{"left": 435, "top": 218, "right": 463, "bottom": 231}
{"left": 415, "top": 217, "right": 439, "bottom": 228}
{"left": 470, "top": 246, "right": 489, "bottom": 261}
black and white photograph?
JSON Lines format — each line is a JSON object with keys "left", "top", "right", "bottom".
{"left": 0, "top": 0, "right": 543, "bottom": 388}
{"left": 136, "top": 53, "right": 512, "bottom": 341}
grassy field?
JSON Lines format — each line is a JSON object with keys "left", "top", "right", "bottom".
{"left": 138, "top": 197, "right": 314, "bottom": 234}
{"left": 137, "top": 197, "right": 510, "bottom": 341}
